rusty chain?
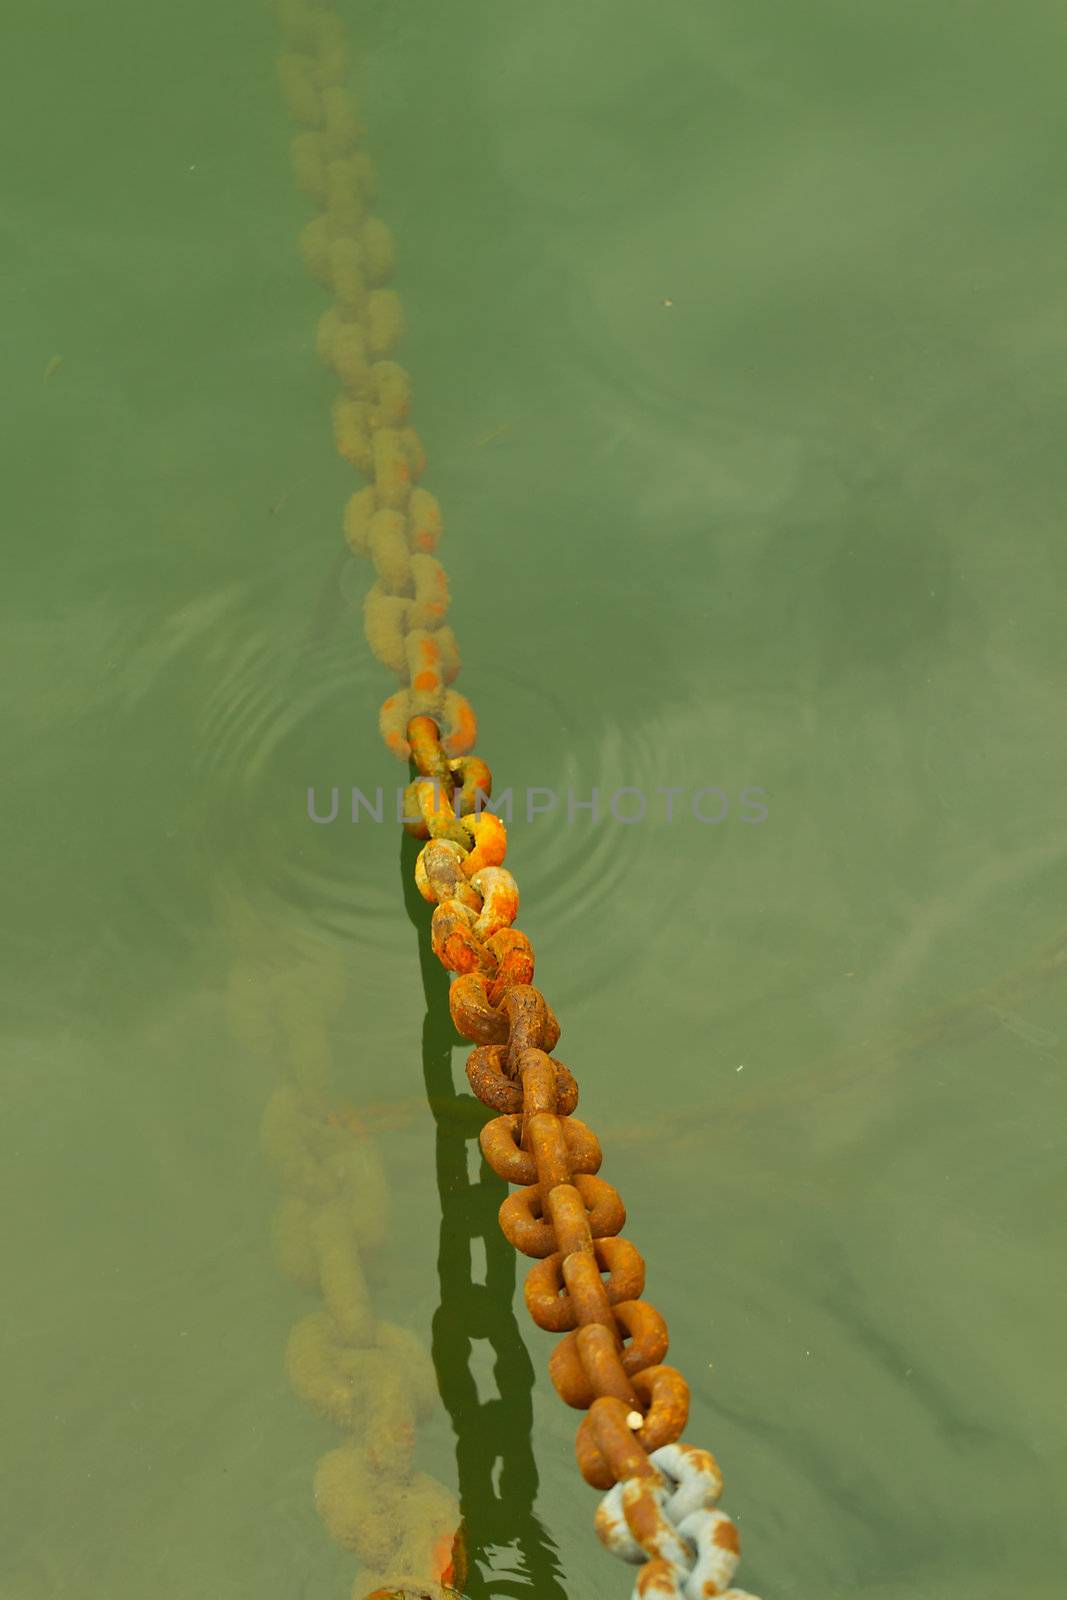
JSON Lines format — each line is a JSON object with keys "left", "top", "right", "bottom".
{"left": 272, "top": 0, "right": 762, "bottom": 1591}
{"left": 405, "top": 717, "right": 762, "bottom": 1598}
{"left": 273, "top": 0, "right": 477, "bottom": 763}
{"left": 403, "top": 842, "right": 569, "bottom": 1599}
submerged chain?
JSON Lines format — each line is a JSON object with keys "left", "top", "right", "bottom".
{"left": 222, "top": 897, "right": 463, "bottom": 1598}
{"left": 273, "top": 0, "right": 477, "bottom": 761}
{"left": 406, "top": 717, "right": 762, "bottom": 1597}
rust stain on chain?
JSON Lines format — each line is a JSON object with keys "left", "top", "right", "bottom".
{"left": 407, "top": 717, "right": 686, "bottom": 1490}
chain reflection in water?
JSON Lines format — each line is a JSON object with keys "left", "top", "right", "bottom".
{"left": 400, "top": 834, "right": 568, "bottom": 1600}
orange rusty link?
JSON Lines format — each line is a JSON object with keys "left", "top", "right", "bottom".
{"left": 502, "top": 984, "right": 559, "bottom": 1063}
{"left": 577, "top": 1366, "right": 691, "bottom": 1490}
{"left": 415, "top": 838, "right": 480, "bottom": 908}
{"left": 525, "top": 1237, "right": 646, "bottom": 1333}
{"left": 526, "top": 1110, "right": 584, "bottom": 1189}
{"left": 580, "top": 1397, "right": 658, "bottom": 1487}
{"left": 517, "top": 1046, "right": 559, "bottom": 1109}
{"left": 404, "top": 722, "right": 492, "bottom": 841}
{"left": 465, "top": 1045, "right": 520, "bottom": 1112}
{"left": 549, "top": 1300, "right": 669, "bottom": 1409}
{"left": 465, "top": 1045, "right": 578, "bottom": 1117}
{"left": 407, "top": 715, "right": 697, "bottom": 1495}
{"left": 573, "top": 1323, "right": 640, "bottom": 1409}
{"left": 484, "top": 928, "right": 535, "bottom": 1004}
{"left": 518, "top": 1046, "right": 574, "bottom": 1143}
{"left": 449, "top": 755, "right": 492, "bottom": 815}
{"left": 415, "top": 853, "right": 531, "bottom": 990}
{"left": 547, "top": 1182, "right": 600, "bottom": 1263}
{"left": 408, "top": 714, "right": 452, "bottom": 783}
{"left": 449, "top": 972, "right": 560, "bottom": 1048}
{"left": 402, "top": 775, "right": 472, "bottom": 846}
{"left": 480, "top": 1113, "right": 601, "bottom": 1186}
{"left": 430, "top": 900, "right": 495, "bottom": 976}
{"left": 449, "top": 975, "right": 507, "bottom": 1042}
{"left": 460, "top": 810, "right": 508, "bottom": 875}
{"left": 468, "top": 865, "right": 519, "bottom": 940}
{"left": 562, "top": 1245, "right": 618, "bottom": 1329}
{"left": 499, "top": 1173, "right": 625, "bottom": 1258}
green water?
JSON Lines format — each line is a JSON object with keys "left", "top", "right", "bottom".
{"left": 4, "top": 2, "right": 1065, "bottom": 1596}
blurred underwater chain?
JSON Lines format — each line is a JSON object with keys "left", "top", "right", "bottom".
{"left": 268, "top": 2, "right": 760, "bottom": 1597}
{"left": 222, "top": 876, "right": 465, "bottom": 1599}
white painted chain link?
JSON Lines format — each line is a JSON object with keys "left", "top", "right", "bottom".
{"left": 595, "top": 1442, "right": 763, "bottom": 1599}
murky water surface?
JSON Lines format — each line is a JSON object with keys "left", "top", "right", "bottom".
{"left": 4, "top": 3, "right": 1065, "bottom": 1595}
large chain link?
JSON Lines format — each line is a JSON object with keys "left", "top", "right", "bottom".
{"left": 405, "top": 718, "right": 763, "bottom": 1597}
{"left": 273, "top": 0, "right": 477, "bottom": 761}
